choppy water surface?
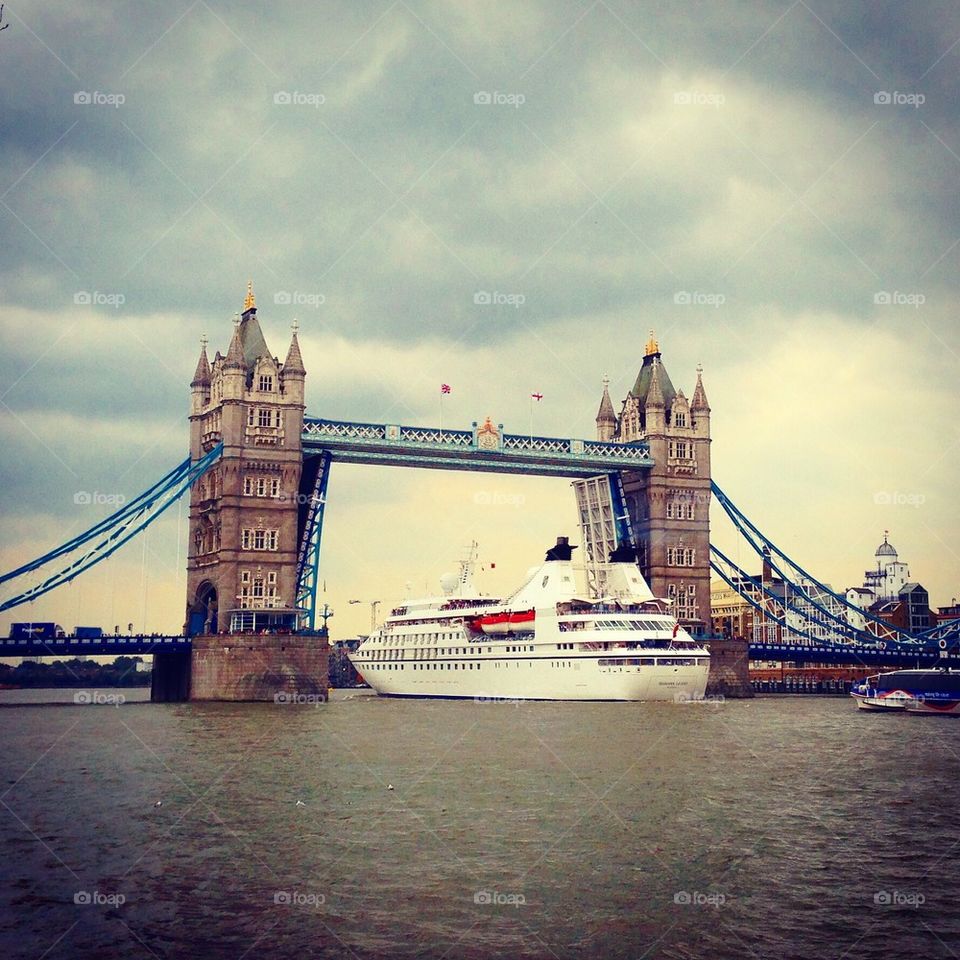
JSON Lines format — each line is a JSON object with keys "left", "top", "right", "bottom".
{"left": 0, "top": 691, "right": 957, "bottom": 959}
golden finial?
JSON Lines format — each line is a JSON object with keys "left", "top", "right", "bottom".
{"left": 244, "top": 280, "right": 255, "bottom": 311}
{"left": 645, "top": 329, "right": 659, "bottom": 356}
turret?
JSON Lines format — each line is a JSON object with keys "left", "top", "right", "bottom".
{"left": 595, "top": 377, "right": 617, "bottom": 441}
{"left": 691, "top": 363, "right": 710, "bottom": 436}
{"left": 282, "top": 322, "right": 306, "bottom": 405}
{"left": 644, "top": 357, "right": 666, "bottom": 432}
{"left": 222, "top": 316, "right": 246, "bottom": 401}
{"left": 190, "top": 338, "right": 211, "bottom": 415}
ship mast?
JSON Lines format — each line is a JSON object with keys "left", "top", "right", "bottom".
{"left": 458, "top": 541, "right": 479, "bottom": 592}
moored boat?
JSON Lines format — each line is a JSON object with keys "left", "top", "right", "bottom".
{"left": 851, "top": 669, "right": 960, "bottom": 715}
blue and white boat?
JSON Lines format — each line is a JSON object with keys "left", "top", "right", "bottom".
{"left": 851, "top": 669, "right": 960, "bottom": 715}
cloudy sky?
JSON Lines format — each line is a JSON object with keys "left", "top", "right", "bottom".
{"left": 1, "top": 0, "right": 958, "bottom": 637}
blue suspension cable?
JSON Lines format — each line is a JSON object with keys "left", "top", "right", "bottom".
{"left": 0, "top": 445, "right": 221, "bottom": 613}
{"left": 0, "top": 456, "right": 193, "bottom": 586}
{"left": 711, "top": 544, "right": 940, "bottom": 654}
{"left": 709, "top": 554, "right": 832, "bottom": 648}
{"left": 711, "top": 481, "right": 913, "bottom": 640}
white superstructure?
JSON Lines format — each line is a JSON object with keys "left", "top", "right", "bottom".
{"left": 349, "top": 538, "right": 710, "bottom": 702}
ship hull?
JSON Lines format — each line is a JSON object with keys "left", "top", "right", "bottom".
{"left": 356, "top": 655, "right": 709, "bottom": 702}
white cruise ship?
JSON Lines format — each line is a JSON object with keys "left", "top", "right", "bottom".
{"left": 348, "top": 537, "right": 710, "bottom": 701}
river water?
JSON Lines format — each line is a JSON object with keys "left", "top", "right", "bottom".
{"left": 0, "top": 690, "right": 957, "bottom": 959}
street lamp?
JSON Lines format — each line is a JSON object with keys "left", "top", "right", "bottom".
{"left": 349, "top": 599, "right": 381, "bottom": 631}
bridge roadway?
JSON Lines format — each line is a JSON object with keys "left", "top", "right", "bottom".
{"left": 748, "top": 641, "right": 960, "bottom": 669}
{"left": 301, "top": 417, "right": 654, "bottom": 476}
{"left": 3, "top": 633, "right": 956, "bottom": 669}
{"left": 0, "top": 635, "right": 191, "bottom": 658}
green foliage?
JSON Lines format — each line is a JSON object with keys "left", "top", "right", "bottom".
{"left": 0, "top": 656, "right": 151, "bottom": 688}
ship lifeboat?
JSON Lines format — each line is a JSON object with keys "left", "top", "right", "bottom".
{"left": 472, "top": 609, "right": 535, "bottom": 635}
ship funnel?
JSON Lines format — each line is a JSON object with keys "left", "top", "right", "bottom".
{"left": 545, "top": 536, "right": 577, "bottom": 562}
{"left": 608, "top": 541, "right": 636, "bottom": 563}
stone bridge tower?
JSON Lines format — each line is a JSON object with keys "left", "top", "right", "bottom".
{"left": 595, "top": 333, "right": 712, "bottom": 637}
{"left": 152, "top": 284, "right": 327, "bottom": 702}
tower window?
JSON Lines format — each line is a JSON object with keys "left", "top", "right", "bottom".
{"left": 667, "top": 500, "right": 695, "bottom": 520}
{"left": 248, "top": 407, "right": 281, "bottom": 429}
{"left": 243, "top": 475, "right": 282, "bottom": 498}
{"left": 241, "top": 528, "right": 280, "bottom": 551}
{"left": 674, "top": 412, "right": 686, "bottom": 428}
{"left": 259, "top": 374, "right": 274, "bottom": 392}
{"left": 666, "top": 547, "right": 696, "bottom": 566}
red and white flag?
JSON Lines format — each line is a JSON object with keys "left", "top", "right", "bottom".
{"left": 531, "top": 392, "right": 543, "bottom": 401}
{"left": 441, "top": 384, "right": 451, "bottom": 394}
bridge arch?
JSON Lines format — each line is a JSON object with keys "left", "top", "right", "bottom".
{"left": 187, "top": 580, "right": 218, "bottom": 636}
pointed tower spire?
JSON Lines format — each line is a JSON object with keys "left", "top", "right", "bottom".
{"left": 645, "top": 329, "right": 659, "bottom": 357}
{"left": 243, "top": 280, "right": 256, "bottom": 314}
{"left": 191, "top": 337, "right": 211, "bottom": 387}
{"left": 225, "top": 314, "right": 245, "bottom": 368}
{"left": 596, "top": 377, "right": 616, "bottom": 423}
{"left": 646, "top": 357, "right": 665, "bottom": 408}
{"left": 283, "top": 319, "right": 306, "bottom": 376}
{"left": 691, "top": 363, "right": 710, "bottom": 411}
{"left": 595, "top": 376, "right": 617, "bottom": 441}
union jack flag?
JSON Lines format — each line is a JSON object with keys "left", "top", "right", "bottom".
{"left": 441, "top": 384, "right": 451, "bottom": 394}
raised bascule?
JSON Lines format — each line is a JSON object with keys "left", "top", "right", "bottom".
{"left": 1, "top": 285, "right": 957, "bottom": 699}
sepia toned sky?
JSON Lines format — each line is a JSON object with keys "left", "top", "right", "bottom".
{"left": 1, "top": 0, "right": 958, "bottom": 638}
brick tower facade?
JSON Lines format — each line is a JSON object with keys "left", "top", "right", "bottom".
{"left": 151, "top": 284, "right": 327, "bottom": 702}
{"left": 595, "top": 333, "right": 712, "bottom": 636}
{"left": 185, "top": 282, "right": 307, "bottom": 636}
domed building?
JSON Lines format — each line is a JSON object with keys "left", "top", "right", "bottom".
{"left": 844, "top": 532, "right": 931, "bottom": 635}
{"left": 863, "top": 532, "right": 909, "bottom": 601}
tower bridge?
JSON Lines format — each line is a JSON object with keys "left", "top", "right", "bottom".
{"left": 1, "top": 285, "right": 956, "bottom": 700}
